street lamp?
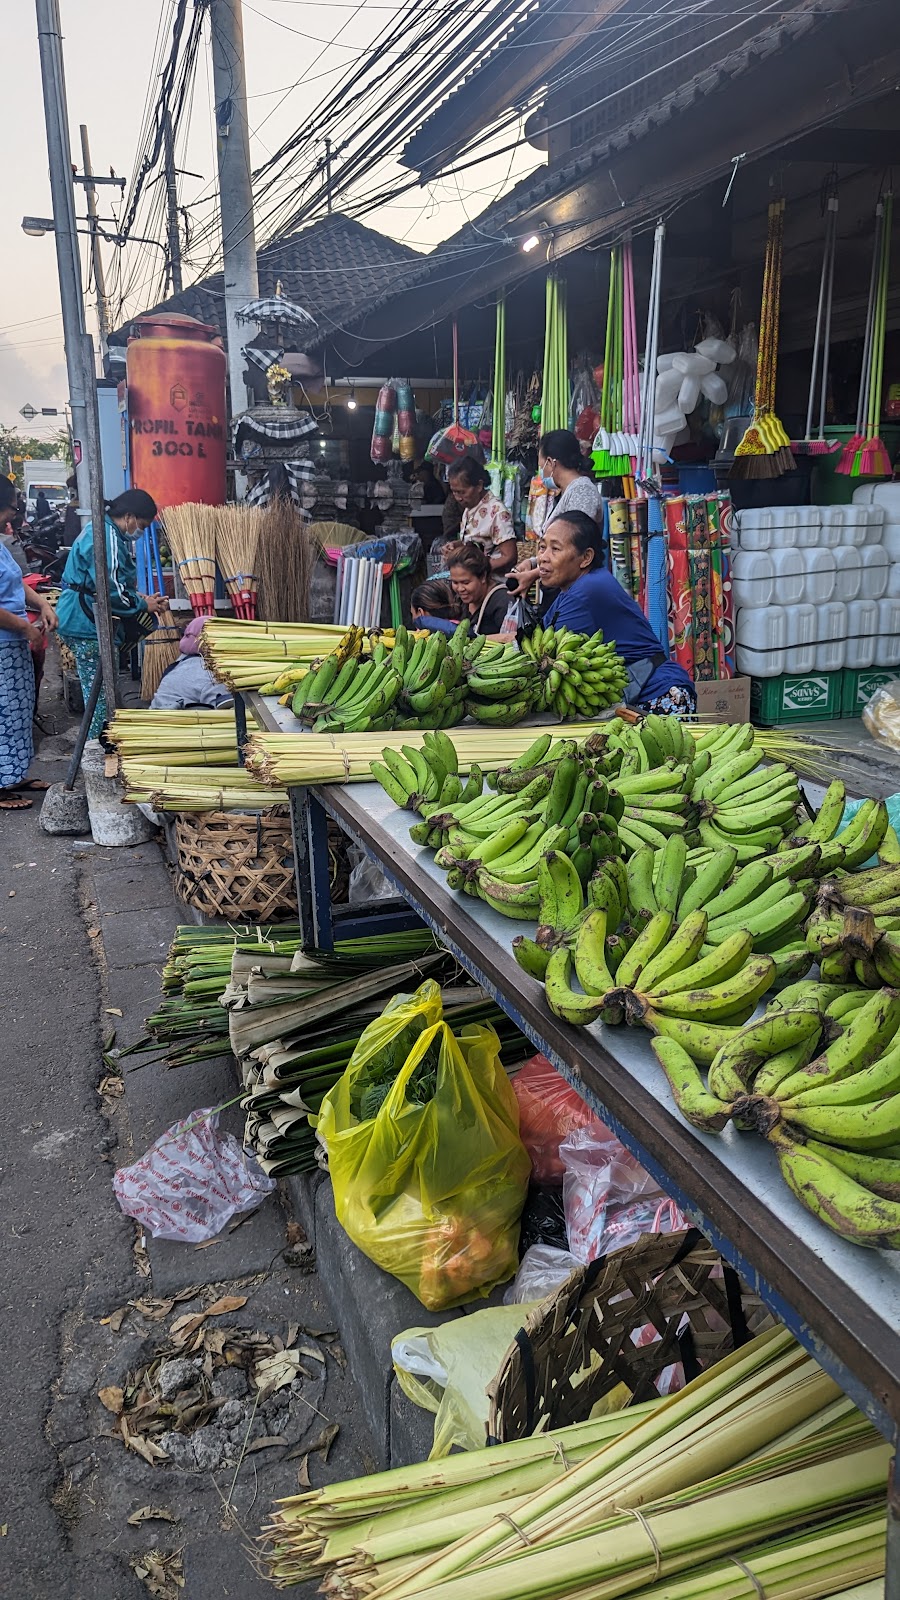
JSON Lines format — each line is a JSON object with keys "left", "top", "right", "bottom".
{"left": 21, "top": 216, "right": 56, "bottom": 237}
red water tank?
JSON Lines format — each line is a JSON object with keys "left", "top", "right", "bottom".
{"left": 126, "top": 313, "right": 227, "bottom": 508}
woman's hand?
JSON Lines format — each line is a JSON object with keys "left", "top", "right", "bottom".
{"left": 143, "top": 592, "right": 169, "bottom": 615}
{"left": 507, "top": 557, "right": 538, "bottom": 598}
{"left": 22, "top": 620, "right": 45, "bottom": 647}
{"left": 37, "top": 601, "right": 58, "bottom": 633}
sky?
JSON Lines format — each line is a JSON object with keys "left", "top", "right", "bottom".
{"left": 2, "top": 0, "right": 537, "bottom": 438}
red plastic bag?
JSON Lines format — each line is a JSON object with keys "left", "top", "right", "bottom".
{"left": 512, "top": 1055, "right": 607, "bottom": 1184}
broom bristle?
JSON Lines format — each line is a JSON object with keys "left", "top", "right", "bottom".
{"left": 216, "top": 506, "right": 264, "bottom": 620}
{"left": 140, "top": 609, "right": 181, "bottom": 701}
{"left": 835, "top": 434, "right": 865, "bottom": 475}
{"left": 257, "top": 503, "right": 317, "bottom": 623}
{"left": 161, "top": 504, "right": 218, "bottom": 615}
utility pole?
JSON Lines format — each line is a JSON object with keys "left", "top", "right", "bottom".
{"left": 162, "top": 109, "right": 184, "bottom": 295}
{"left": 324, "top": 137, "right": 333, "bottom": 213}
{"left": 35, "top": 0, "right": 119, "bottom": 723}
{"left": 209, "top": 0, "right": 258, "bottom": 426}
{"left": 79, "top": 123, "right": 111, "bottom": 367}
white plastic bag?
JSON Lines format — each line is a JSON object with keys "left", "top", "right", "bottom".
{"left": 561, "top": 1125, "right": 687, "bottom": 1263}
{"left": 393, "top": 1304, "right": 539, "bottom": 1456}
{"left": 348, "top": 844, "right": 398, "bottom": 903}
{"left": 113, "top": 1107, "right": 275, "bottom": 1242}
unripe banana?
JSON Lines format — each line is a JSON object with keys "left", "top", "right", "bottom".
{"left": 544, "top": 948, "right": 608, "bottom": 1026}
{"left": 649, "top": 928, "right": 753, "bottom": 999}
{"left": 642, "top": 1010, "right": 743, "bottom": 1067}
{"left": 625, "top": 846, "right": 658, "bottom": 924}
{"left": 792, "top": 779, "right": 845, "bottom": 843}
{"left": 616, "top": 911, "right": 674, "bottom": 991}
{"left": 573, "top": 908, "right": 616, "bottom": 997}
{"left": 512, "top": 935, "right": 552, "bottom": 981}
{"left": 708, "top": 1006, "right": 824, "bottom": 1100}
{"left": 769, "top": 1127, "right": 900, "bottom": 1246}
{"left": 805, "top": 1139, "right": 900, "bottom": 1201}
{"left": 677, "top": 848, "right": 737, "bottom": 919}
{"left": 636, "top": 910, "right": 708, "bottom": 993}
{"left": 779, "top": 1040, "right": 900, "bottom": 1110}
{"left": 782, "top": 1091, "right": 900, "bottom": 1152}
{"left": 700, "top": 860, "right": 772, "bottom": 921}
{"left": 776, "top": 987, "right": 900, "bottom": 1103}
{"left": 647, "top": 954, "right": 775, "bottom": 1023}
{"left": 752, "top": 1032, "right": 823, "bottom": 1098}
{"left": 651, "top": 1035, "right": 736, "bottom": 1131}
{"left": 537, "top": 850, "right": 585, "bottom": 933}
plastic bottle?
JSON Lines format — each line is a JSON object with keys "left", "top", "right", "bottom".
{"left": 798, "top": 547, "right": 837, "bottom": 605}
{"left": 819, "top": 505, "right": 871, "bottom": 547}
{"left": 845, "top": 598, "right": 879, "bottom": 670}
{"left": 813, "top": 600, "right": 847, "bottom": 673}
{"left": 768, "top": 546, "right": 805, "bottom": 605}
{"left": 859, "top": 545, "right": 889, "bottom": 602}
{"left": 785, "top": 603, "right": 817, "bottom": 673}
{"left": 832, "top": 545, "right": 863, "bottom": 603}
{"left": 730, "top": 549, "right": 775, "bottom": 609}
{"left": 734, "top": 605, "right": 788, "bottom": 677}
{"left": 875, "top": 598, "right": 900, "bottom": 667}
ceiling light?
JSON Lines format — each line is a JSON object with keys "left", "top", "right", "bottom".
{"left": 522, "top": 233, "right": 541, "bottom": 253}
{"left": 346, "top": 390, "right": 357, "bottom": 411}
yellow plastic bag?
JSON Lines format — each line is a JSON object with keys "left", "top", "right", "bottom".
{"left": 316, "top": 981, "right": 530, "bottom": 1310}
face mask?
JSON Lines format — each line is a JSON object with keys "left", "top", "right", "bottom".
{"left": 541, "top": 468, "right": 557, "bottom": 490}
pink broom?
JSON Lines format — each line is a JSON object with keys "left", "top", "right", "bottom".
{"left": 836, "top": 198, "right": 884, "bottom": 474}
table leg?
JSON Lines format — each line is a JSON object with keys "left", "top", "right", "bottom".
{"left": 288, "top": 786, "right": 316, "bottom": 946}
{"left": 233, "top": 692, "right": 248, "bottom": 764}
{"left": 887, "top": 1451, "right": 900, "bottom": 1600}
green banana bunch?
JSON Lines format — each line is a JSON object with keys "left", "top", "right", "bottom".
{"left": 526, "top": 625, "right": 628, "bottom": 720}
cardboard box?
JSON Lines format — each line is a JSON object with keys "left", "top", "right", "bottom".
{"left": 693, "top": 675, "right": 751, "bottom": 723}
{"left": 750, "top": 671, "right": 842, "bottom": 725}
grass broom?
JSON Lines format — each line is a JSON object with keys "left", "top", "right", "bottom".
{"left": 257, "top": 502, "right": 319, "bottom": 622}
{"left": 139, "top": 607, "right": 181, "bottom": 701}
{"left": 215, "top": 505, "right": 264, "bottom": 619}
{"left": 160, "top": 503, "right": 219, "bottom": 616}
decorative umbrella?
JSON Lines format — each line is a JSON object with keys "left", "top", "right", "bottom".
{"left": 235, "top": 280, "right": 318, "bottom": 334}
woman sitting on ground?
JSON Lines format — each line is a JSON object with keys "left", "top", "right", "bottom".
{"left": 409, "top": 579, "right": 461, "bottom": 637}
{"left": 444, "top": 541, "right": 511, "bottom": 638}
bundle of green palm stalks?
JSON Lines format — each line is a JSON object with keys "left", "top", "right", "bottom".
{"left": 120, "top": 762, "right": 287, "bottom": 812}
{"left": 108, "top": 707, "right": 251, "bottom": 768}
{"left": 260, "top": 1328, "right": 888, "bottom": 1597}
{"left": 200, "top": 618, "right": 348, "bottom": 691}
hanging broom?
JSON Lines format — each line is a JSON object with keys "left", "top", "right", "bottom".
{"left": 258, "top": 503, "right": 318, "bottom": 623}
{"left": 216, "top": 505, "right": 264, "bottom": 620}
{"left": 732, "top": 200, "right": 795, "bottom": 480}
{"left": 592, "top": 249, "right": 618, "bottom": 476}
{"left": 836, "top": 198, "right": 884, "bottom": 474}
{"left": 139, "top": 607, "right": 181, "bottom": 701}
{"left": 160, "top": 503, "right": 218, "bottom": 616}
{"left": 792, "top": 181, "right": 842, "bottom": 454}
{"left": 850, "top": 191, "right": 893, "bottom": 478}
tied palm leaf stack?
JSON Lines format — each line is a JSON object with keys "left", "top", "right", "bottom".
{"left": 257, "top": 502, "right": 319, "bottom": 622}
{"left": 732, "top": 200, "right": 795, "bottom": 480}
{"left": 160, "top": 502, "right": 219, "bottom": 616}
{"left": 139, "top": 606, "right": 181, "bottom": 701}
{"left": 199, "top": 617, "right": 347, "bottom": 692}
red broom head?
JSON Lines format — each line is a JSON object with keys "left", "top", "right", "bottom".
{"left": 835, "top": 434, "right": 864, "bottom": 475}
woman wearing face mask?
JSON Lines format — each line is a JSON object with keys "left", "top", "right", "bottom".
{"left": 58, "top": 487, "right": 168, "bottom": 740}
{"left": 510, "top": 430, "right": 601, "bottom": 602}
{"left": 536, "top": 511, "right": 695, "bottom": 715}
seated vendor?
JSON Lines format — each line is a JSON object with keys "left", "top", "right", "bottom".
{"left": 536, "top": 510, "right": 696, "bottom": 716}
{"left": 150, "top": 617, "right": 233, "bottom": 711}
{"left": 410, "top": 579, "right": 461, "bottom": 637}
{"left": 445, "top": 456, "right": 518, "bottom": 575}
{"left": 445, "top": 541, "right": 511, "bottom": 638}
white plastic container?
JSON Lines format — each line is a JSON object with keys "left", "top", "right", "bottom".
{"left": 882, "top": 525, "right": 900, "bottom": 563}
{"left": 798, "top": 546, "right": 836, "bottom": 605}
{"left": 784, "top": 603, "right": 817, "bottom": 674}
{"left": 845, "top": 598, "right": 879, "bottom": 670}
{"left": 730, "top": 549, "right": 775, "bottom": 609}
{"left": 768, "top": 546, "right": 805, "bottom": 604}
{"left": 819, "top": 504, "right": 874, "bottom": 547}
{"left": 859, "top": 544, "right": 889, "bottom": 602}
{"left": 875, "top": 597, "right": 900, "bottom": 667}
{"left": 852, "top": 482, "right": 899, "bottom": 539}
{"left": 832, "top": 545, "right": 863, "bottom": 602}
{"left": 734, "top": 605, "right": 787, "bottom": 677}
{"left": 886, "top": 563, "right": 900, "bottom": 599}
{"left": 813, "top": 600, "right": 847, "bottom": 673}
{"left": 732, "top": 506, "right": 820, "bottom": 551}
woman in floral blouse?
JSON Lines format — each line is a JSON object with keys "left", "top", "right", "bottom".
{"left": 445, "top": 456, "right": 517, "bottom": 575}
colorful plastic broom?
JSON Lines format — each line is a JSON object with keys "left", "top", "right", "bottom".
{"left": 731, "top": 199, "right": 795, "bottom": 479}
{"left": 838, "top": 192, "right": 893, "bottom": 477}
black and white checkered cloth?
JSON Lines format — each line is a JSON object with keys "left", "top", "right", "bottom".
{"left": 233, "top": 408, "right": 318, "bottom": 454}
{"left": 243, "top": 346, "right": 284, "bottom": 374}
{"left": 246, "top": 460, "right": 317, "bottom": 508}
{"left": 235, "top": 297, "right": 318, "bottom": 329}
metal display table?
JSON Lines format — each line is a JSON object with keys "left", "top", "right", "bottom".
{"left": 235, "top": 688, "right": 900, "bottom": 1581}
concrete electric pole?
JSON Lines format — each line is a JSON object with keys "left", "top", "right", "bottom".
{"left": 162, "top": 110, "right": 184, "bottom": 296}
{"left": 79, "top": 123, "right": 111, "bottom": 366}
{"left": 35, "top": 0, "right": 119, "bottom": 721}
{"left": 209, "top": 0, "right": 259, "bottom": 423}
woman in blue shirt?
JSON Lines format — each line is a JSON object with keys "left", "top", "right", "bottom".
{"left": 0, "top": 478, "right": 58, "bottom": 808}
{"left": 58, "top": 488, "right": 167, "bottom": 740}
{"left": 536, "top": 510, "right": 696, "bottom": 715}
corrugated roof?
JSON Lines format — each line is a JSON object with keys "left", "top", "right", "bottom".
{"left": 108, "top": 214, "right": 425, "bottom": 349}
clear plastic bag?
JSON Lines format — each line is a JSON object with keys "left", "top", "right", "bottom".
{"left": 512, "top": 1054, "right": 608, "bottom": 1184}
{"left": 316, "top": 982, "right": 530, "bottom": 1309}
{"left": 863, "top": 682, "right": 900, "bottom": 752}
{"left": 392, "top": 1303, "right": 538, "bottom": 1456}
{"left": 113, "top": 1108, "right": 275, "bottom": 1242}
{"left": 348, "top": 844, "right": 399, "bottom": 904}
{"left": 502, "top": 1242, "right": 581, "bottom": 1304}
{"left": 561, "top": 1125, "right": 687, "bottom": 1264}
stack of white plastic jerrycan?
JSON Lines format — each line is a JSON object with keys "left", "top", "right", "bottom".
{"left": 731, "top": 500, "right": 898, "bottom": 677}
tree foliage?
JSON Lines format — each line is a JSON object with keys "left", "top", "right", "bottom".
{"left": 0, "top": 425, "right": 72, "bottom": 487}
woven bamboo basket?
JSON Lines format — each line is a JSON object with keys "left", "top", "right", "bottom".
{"left": 487, "top": 1229, "right": 775, "bottom": 1443}
{"left": 173, "top": 812, "right": 351, "bottom": 919}
{"left": 174, "top": 811, "right": 298, "bottom": 920}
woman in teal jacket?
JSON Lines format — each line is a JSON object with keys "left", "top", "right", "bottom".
{"left": 58, "top": 488, "right": 168, "bottom": 739}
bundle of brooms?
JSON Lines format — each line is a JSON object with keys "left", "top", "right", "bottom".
{"left": 259, "top": 1328, "right": 888, "bottom": 1597}
{"left": 160, "top": 503, "right": 218, "bottom": 615}
{"left": 215, "top": 504, "right": 265, "bottom": 619}
{"left": 139, "top": 606, "right": 181, "bottom": 700}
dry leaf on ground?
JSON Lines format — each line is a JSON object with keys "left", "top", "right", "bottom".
{"left": 127, "top": 1507, "right": 177, "bottom": 1527}
{"left": 130, "top": 1547, "right": 184, "bottom": 1598}
{"left": 98, "top": 1386, "right": 125, "bottom": 1415}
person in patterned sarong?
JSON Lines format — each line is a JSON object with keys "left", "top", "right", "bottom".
{"left": 0, "top": 478, "right": 57, "bottom": 809}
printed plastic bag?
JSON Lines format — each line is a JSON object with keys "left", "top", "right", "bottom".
{"left": 426, "top": 423, "right": 481, "bottom": 466}
{"left": 113, "top": 1108, "right": 275, "bottom": 1242}
{"left": 316, "top": 981, "right": 530, "bottom": 1309}
{"left": 512, "top": 1054, "right": 608, "bottom": 1183}
{"left": 393, "top": 1303, "right": 537, "bottom": 1456}
{"left": 561, "top": 1125, "right": 687, "bottom": 1263}
{"left": 503, "top": 1242, "right": 581, "bottom": 1304}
